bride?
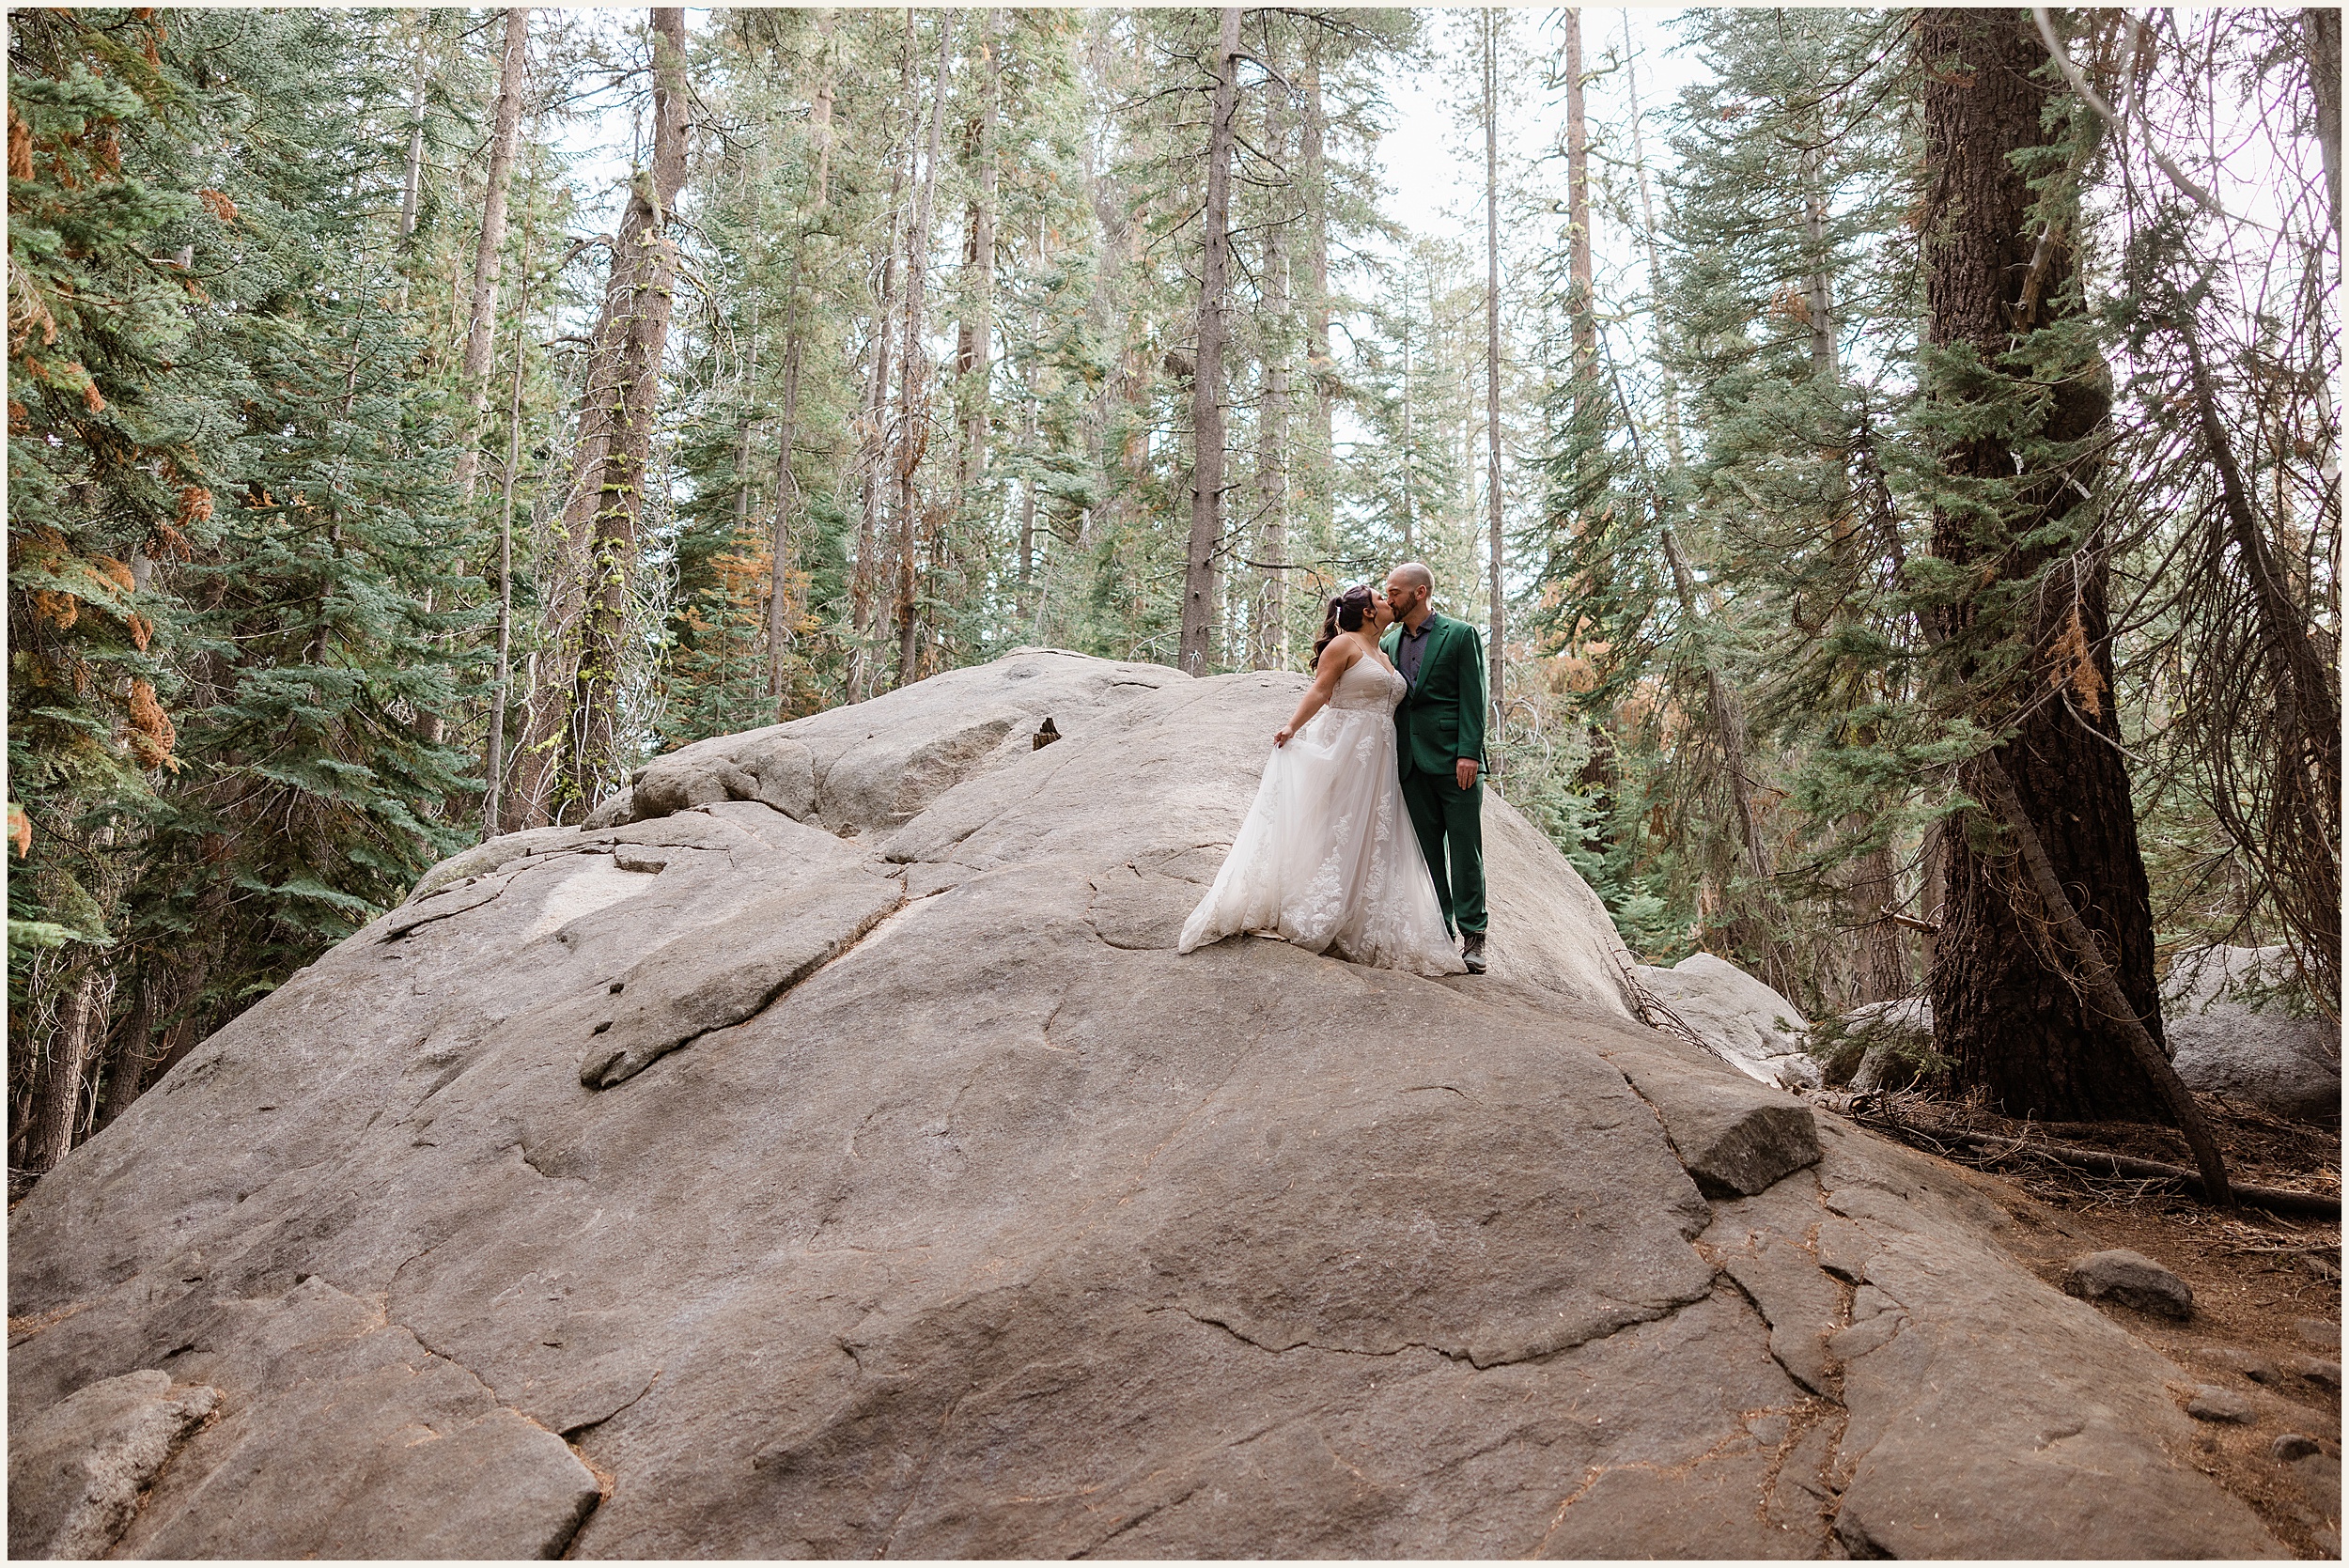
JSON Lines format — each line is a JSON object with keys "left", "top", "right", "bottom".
{"left": 1178, "top": 585, "right": 1467, "bottom": 976}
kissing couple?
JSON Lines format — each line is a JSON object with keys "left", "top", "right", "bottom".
{"left": 1178, "top": 562, "right": 1488, "bottom": 978}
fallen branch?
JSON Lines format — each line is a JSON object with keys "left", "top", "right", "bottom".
{"left": 1841, "top": 1099, "right": 2339, "bottom": 1219}
{"left": 1942, "top": 1126, "right": 2338, "bottom": 1220}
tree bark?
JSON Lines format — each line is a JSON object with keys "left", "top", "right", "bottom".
{"left": 482, "top": 134, "right": 538, "bottom": 839}
{"left": 551, "top": 7, "right": 689, "bottom": 817}
{"left": 852, "top": 84, "right": 911, "bottom": 670}
{"left": 894, "top": 10, "right": 955, "bottom": 689}
{"left": 1251, "top": 61, "right": 1291, "bottom": 673}
{"left": 1017, "top": 388, "right": 1039, "bottom": 618}
{"left": 1919, "top": 7, "right": 2169, "bottom": 1122}
{"left": 1398, "top": 268, "right": 1416, "bottom": 553}
{"left": 398, "top": 43, "right": 428, "bottom": 250}
{"left": 1619, "top": 10, "right": 1682, "bottom": 470}
{"left": 1976, "top": 758, "right": 2232, "bottom": 1207}
{"left": 1178, "top": 8, "right": 1241, "bottom": 676}
{"left": 1483, "top": 10, "right": 1506, "bottom": 746}
{"left": 955, "top": 9, "right": 1004, "bottom": 502}
{"left": 22, "top": 964, "right": 101, "bottom": 1175}
{"left": 454, "top": 8, "right": 530, "bottom": 504}
{"left": 767, "top": 13, "right": 839, "bottom": 711}
{"left": 1563, "top": 10, "right": 1594, "bottom": 371}
{"left": 1300, "top": 33, "right": 1334, "bottom": 564}
{"left": 2307, "top": 8, "right": 2341, "bottom": 240}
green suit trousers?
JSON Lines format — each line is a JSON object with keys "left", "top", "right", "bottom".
{"left": 1400, "top": 761, "right": 1485, "bottom": 937}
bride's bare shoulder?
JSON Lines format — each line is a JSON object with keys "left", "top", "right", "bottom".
{"left": 1315, "top": 640, "right": 1365, "bottom": 676}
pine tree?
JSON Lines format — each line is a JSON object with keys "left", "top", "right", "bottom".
{"left": 1910, "top": 8, "right": 2169, "bottom": 1121}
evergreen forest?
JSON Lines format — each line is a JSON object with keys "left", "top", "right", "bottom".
{"left": 8, "top": 7, "right": 2339, "bottom": 1184}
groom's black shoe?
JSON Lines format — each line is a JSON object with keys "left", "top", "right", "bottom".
{"left": 1461, "top": 930, "right": 1486, "bottom": 974}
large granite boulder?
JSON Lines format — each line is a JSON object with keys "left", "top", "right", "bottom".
{"left": 8, "top": 650, "right": 2283, "bottom": 1557}
{"left": 2161, "top": 945, "right": 2341, "bottom": 1123}
{"left": 1635, "top": 951, "right": 1822, "bottom": 1090}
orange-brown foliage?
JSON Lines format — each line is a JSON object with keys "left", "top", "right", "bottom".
{"left": 2046, "top": 605, "right": 2108, "bottom": 720}
{"left": 126, "top": 677, "right": 177, "bottom": 770}
{"left": 30, "top": 588, "right": 78, "bottom": 629}
{"left": 7, "top": 104, "right": 30, "bottom": 180}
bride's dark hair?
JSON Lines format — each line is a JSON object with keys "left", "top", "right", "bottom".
{"left": 1311, "top": 584, "right": 1377, "bottom": 670}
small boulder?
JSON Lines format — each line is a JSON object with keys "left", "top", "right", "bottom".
{"left": 1837, "top": 998, "right": 1940, "bottom": 1093}
{"left": 2273, "top": 1433, "right": 2324, "bottom": 1462}
{"left": 582, "top": 787, "right": 638, "bottom": 830}
{"left": 2161, "top": 946, "right": 2340, "bottom": 1123}
{"left": 2294, "top": 1317, "right": 2340, "bottom": 1350}
{"left": 2285, "top": 1356, "right": 2341, "bottom": 1391}
{"left": 630, "top": 736, "right": 819, "bottom": 825}
{"left": 2186, "top": 1385, "right": 2255, "bottom": 1423}
{"left": 1606, "top": 1034, "right": 1822, "bottom": 1198}
{"left": 2061, "top": 1249, "right": 2196, "bottom": 1321}
{"left": 2204, "top": 1346, "right": 2283, "bottom": 1386}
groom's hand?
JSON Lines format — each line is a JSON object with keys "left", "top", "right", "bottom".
{"left": 1455, "top": 758, "right": 1479, "bottom": 790}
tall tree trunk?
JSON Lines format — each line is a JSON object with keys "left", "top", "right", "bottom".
{"left": 956, "top": 9, "right": 1004, "bottom": 502}
{"left": 767, "top": 14, "right": 839, "bottom": 711}
{"left": 894, "top": 11, "right": 955, "bottom": 689}
{"left": 22, "top": 964, "right": 101, "bottom": 1175}
{"left": 1619, "top": 12, "right": 1683, "bottom": 470}
{"left": 1017, "top": 386, "right": 1039, "bottom": 621}
{"left": 455, "top": 8, "right": 530, "bottom": 503}
{"left": 1251, "top": 67, "right": 1291, "bottom": 672}
{"left": 1398, "top": 272, "right": 1416, "bottom": 553}
{"left": 543, "top": 8, "right": 688, "bottom": 819}
{"left": 1179, "top": 8, "right": 1241, "bottom": 675}
{"left": 482, "top": 129, "right": 538, "bottom": 838}
{"left": 854, "top": 138, "right": 909, "bottom": 654}
{"left": 1918, "top": 7, "right": 2168, "bottom": 1122}
{"left": 2307, "top": 8, "right": 2341, "bottom": 240}
{"left": 1300, "top": 33, "right": 1334, "bottom": 566}
{"left": 1563, "top": 11, "right": 1594, "bottom": 371}
{"left": 398, "top": 42, "right": 428, "bottom": 249}
{"left": 1483, "top": 11, "right": 1506, "bottom": 757}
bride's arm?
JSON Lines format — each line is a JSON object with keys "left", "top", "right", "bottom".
{"left": 1276, "top": 644, "right": 1357, "bottom": 745}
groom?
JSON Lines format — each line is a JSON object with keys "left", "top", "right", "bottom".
{"left": 1380, "top": 563, "right": 1488, "bottom": 973}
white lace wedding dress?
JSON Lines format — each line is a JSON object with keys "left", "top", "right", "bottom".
{"left": 1178, "top": 653, "right": 1467, "bottom": 976}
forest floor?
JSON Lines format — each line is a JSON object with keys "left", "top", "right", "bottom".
{"left": 1849, "top": 1089, "right": 2341, "bottom": 1556}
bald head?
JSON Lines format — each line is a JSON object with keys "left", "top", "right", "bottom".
{"left": 1383, "top": 562, "right": 1435, "bottom": 630}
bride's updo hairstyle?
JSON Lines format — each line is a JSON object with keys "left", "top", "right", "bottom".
{"left": 1311, "top": 584, "right": 1377, "bottom": 670}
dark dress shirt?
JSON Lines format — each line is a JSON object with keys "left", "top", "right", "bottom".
{"left": 1396, "top": 616, "right": 1436, "bottom": 689}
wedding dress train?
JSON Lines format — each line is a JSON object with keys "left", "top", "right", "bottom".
{"left": 1178, "top": 655, "right": 1467, "bottom": 976}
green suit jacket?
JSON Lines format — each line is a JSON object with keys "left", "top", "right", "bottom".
{"left": 1381, "top": 613, "right": 1487, "bottom": 777}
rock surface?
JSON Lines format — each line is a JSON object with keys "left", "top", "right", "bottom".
{"left": 1634, "top": 951, "right": 1821, "bottom": 1090}
{"left": 8, "top": 1370, "right": 218, "bottom": 1559}
{"left": 2061, "top": 1248, "right": 2198, "bottom": 1321}
{"left": 2161, "top": 945, "right": 2341, "bottom": 1122}
{"left": 7, "top": 651, "right": 2283, "bottom": 1558}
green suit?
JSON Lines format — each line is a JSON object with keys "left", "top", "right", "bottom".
{"left": 1380, "top": 613, "right": 1487, "bottom": 937}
